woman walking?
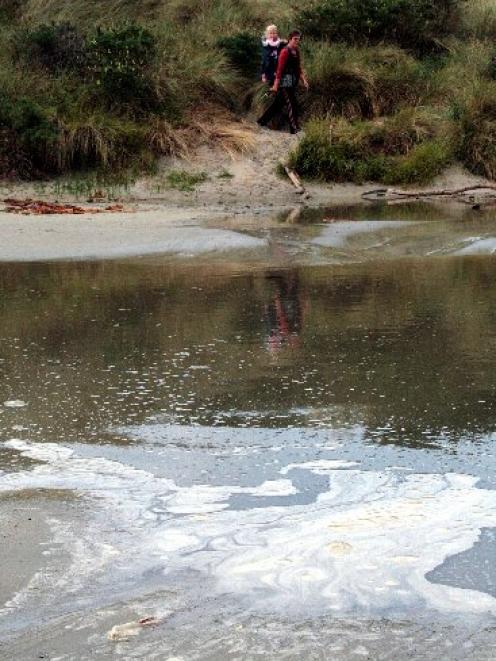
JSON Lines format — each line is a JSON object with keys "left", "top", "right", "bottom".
{"left": 258, "top": 30, "right": 309, "bottom": 134}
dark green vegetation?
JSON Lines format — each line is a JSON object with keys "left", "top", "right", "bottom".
{"left": 288, "top": 0, "right": 496, "bottom": 183}
{"left": 297, "top": 0, "right": 461, "bottom": 54}
{"left": 2, "top": 0, "right": 496, "bottom": 184}
{"left": 0, "top": 0, "right": 275, "bottom": 179}
{"left": 166, "top": 169, "right": 208, "bottom": 192}
{"left": 290, "top": 113, "right": 453, "bottom": 185}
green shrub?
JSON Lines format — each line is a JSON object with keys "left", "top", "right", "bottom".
{"left": 14, "top": 22, "right": 163, "bottom": 115}
{"left": 217, "top": 31, "right": 260, "bottom": 78}
{"left": 18, "top": 22, "right": 87, "bottom": 72}
{"left": 166, "top": 169, "right": 208, "bottom": 191}
{"left": 457, "top": 83, "right": 496, "bottom": 179}
{"left": 0, "top": 0, "right": 21, "bottom": 23}
{"left": 0, "top": 97, "right": 59, "bottom": 175}
{"left": 87, "top": 25, "right": 160, "bottom": 112}
{"left": 289, "top": 113, "right": 451, "bottom": 184}
{"left": 10, "top": 98, "right": 57, "bottom": 143}
{"left": 303, "top": 44, "right": 434, "bottom": 120}
{"left": 297, "top": 0, "right": 462, "bottom": 53}
{"left": 288, "top": 119, "right": 387, "bottom": 183}
{"left": 385, "top": 140, "right": 453, "bottom": 184}
{"left": 12, "top": 100, "right": 58, "bottom": 166}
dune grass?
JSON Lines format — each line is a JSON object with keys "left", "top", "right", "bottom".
{"left": 289, "top": 114, "right": 454, "bottom": 185}
{"left": 2, "top": 0, "right": 496, "bottom": 185}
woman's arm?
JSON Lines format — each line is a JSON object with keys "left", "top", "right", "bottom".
{"left": 271, "top": 48, "right": 289, "bottom": 91}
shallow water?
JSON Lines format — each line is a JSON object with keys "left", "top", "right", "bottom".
{"left": 1, "top": 204, "right": 496, "bottom": 659}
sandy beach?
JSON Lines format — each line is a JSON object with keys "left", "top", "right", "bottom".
{"left": 0, "top": 125, "right": 493, "bottom": 263}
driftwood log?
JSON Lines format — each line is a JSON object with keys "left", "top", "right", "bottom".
{"left": 279, "top": 161, "right": 306, "bottom": 195}
{"left": 362, "top": 185, "right": 496, "bottom": 206}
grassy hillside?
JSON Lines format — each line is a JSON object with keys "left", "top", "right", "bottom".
{"left": 2, "top": 0, "right": 496, "bottom": 185}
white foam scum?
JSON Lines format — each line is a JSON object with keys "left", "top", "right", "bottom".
{"left": 2, "top": 439, "right": 496, "bottom": 618}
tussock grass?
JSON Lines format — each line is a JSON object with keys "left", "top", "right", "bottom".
{"left": 289, "top": 112, "right": 453, "bottom": 185}
{"left": 56, "top": 119, "right": 149, "bottom": 171}
{"left": 456, "top": 80, "right": 496, "bottom": 180}
{"left": 304, "top": 45, "right": 377, "bottom": 119}
{"left": 166, "top": 169, "right": 208, "bottom": 192}
{"left": 458, "top": 0, "right": 496, "bottom": 40}
{"left": 189, "top": 109, "right": 256, "bottom": 156}
{"left": 3, "top": 0, "right": 496, "bottom": 184}
{"left": 388, "top": 140, "right": 454, "bottom": 185}
{"left": 146, "top": 118, "right": 190, "bottom": 159}
{"left": 303, "top": 44, "right": 434, "bottom": 120}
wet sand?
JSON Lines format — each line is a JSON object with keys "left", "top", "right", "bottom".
{"left": 0, "top": 207, "right": 244, "bottom": 262}
{"left": 0, "top": 197, "right": 495, "bottom": 263}
{"left": 0, "top": 494, "right": 51, "bottom": 609}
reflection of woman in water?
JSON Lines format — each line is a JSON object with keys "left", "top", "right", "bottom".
{"left": 264, "top": 271, "right": 306, "bottom": 353}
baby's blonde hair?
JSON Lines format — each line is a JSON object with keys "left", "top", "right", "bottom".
{"left": 265, "top": 24, "right": 278, "bottom": 35}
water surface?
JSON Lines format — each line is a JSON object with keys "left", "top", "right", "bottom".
{"left": 1, "top": 205, "right": 496, "bottom": 659}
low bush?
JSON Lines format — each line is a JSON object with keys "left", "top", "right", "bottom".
{"left": 456, "top": 82, "right": 496, "bottom": 179}
{"left": 0, "top": 97, "right": 59, "bottom": 174}
{"left": 217, "top": 31, "right": 260, "bottom": 78}
{"left": 289, "top": 112, "right": 452, "bottom": 184}
{"left": 14, "top": 22, "right": 163, "bottom": 117}
{"left": 385, "top": 140, "right": 453, "bottom": 185}
{"left": 87, "top": 25, "right": 160, "bottom": 113}
{"left": 297, "top": 0, "right": 462, "bottom": 54}
{"left": 303, "top": 44, "right": 433, "bottom": 120}
{"left": 166, "top": 169, "right": 208, "bottom": 191}
{"left": 288, "top": 119, "right": 386, "bottom": 183}
{"left": 18, "top": 22, "right": 87, "bottom": 72}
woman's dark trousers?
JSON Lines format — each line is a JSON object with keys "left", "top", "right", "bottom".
{"left": 258, "top": 88, "right": 299, "bottom": 133}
